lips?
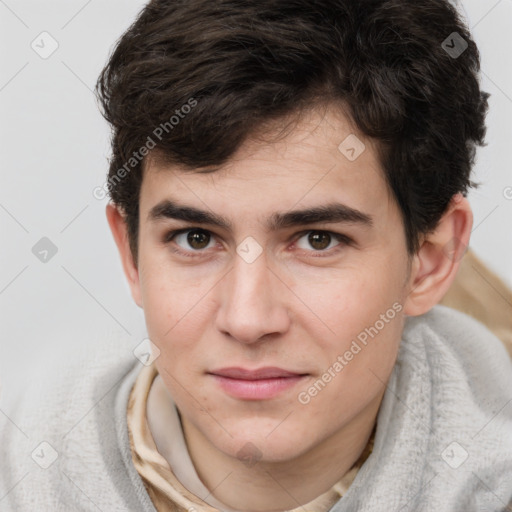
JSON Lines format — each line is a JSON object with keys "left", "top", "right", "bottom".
{"left": 207, "top": 367, "right": 309, "bottom": 400}
{"left": 208, "top": 366, "right": 305, "bottom": 380}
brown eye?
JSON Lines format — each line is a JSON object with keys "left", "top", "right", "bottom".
{"left": 165, "top": 228, "right": 216, "bottom": 253}
{"left": 295, "top": 230, "right": 350, "bottom": 254}
{"left": 186, "top": 229, "right": 211, "bottom": 250}
{"left": 307, "top": 232, "right": 331, "bottom": 250}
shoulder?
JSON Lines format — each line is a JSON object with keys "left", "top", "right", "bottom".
{"left": 1, "top": 331, "right": 138, "bottom": 437}
{"left": 399, "top": 304, "right": 512, "bottom": 462}
{"left": 355, "top": 305, "right": 512, "bottom": 510}
{"left": 0, "top": 332, "right": 148, "bottom": 510}
{"left": 403, "top": 304, "right": 512, "bottom": 388}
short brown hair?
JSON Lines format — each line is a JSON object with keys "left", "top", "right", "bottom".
{"left": 95, "top": 0, "right": 489, "bottom": 266}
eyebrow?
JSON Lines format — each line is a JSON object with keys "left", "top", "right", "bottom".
{"left": 147, "top": 199, "right": 373, "bottom": 231}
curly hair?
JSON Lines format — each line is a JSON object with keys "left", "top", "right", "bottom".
{"left": 95, "top": 0, "right": 489, "bottom": 266}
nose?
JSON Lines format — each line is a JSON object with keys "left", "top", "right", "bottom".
{"left": 215, "top": 248, "right": 291, "bottom": 345}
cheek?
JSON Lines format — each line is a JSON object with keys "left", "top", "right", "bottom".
{"left": 292, "top": 262, "right": 403, "bottom": 339}
{"left": 139, "top": 253, "right": 199, "bottom": 333}
{"left": 297, "top": 312, "right": 403, "bottom": 432}
{"left": 290, "top": 261, "right": 405, "bottom": 403}
{"left": 139, "top": 275, "right": 196, "bottom": 372}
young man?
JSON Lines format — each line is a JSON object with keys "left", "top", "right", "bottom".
{"left": 1, "top": 0, "right": 512, "bottom": 511}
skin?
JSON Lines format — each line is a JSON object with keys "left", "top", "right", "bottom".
{"left": 107, "top": 104, "right": 473, "bottom": 511}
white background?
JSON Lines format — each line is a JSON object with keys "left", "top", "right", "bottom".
{"left": 1, "top": 0, "right": 511, "bottom": 399}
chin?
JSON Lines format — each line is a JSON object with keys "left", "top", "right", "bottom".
{"left": 212, "top": 424, "right": 312, "bottom": 465}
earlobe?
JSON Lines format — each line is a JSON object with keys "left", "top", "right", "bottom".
{"left": 105, "top": 202, "right": 143, "bottom": 308}
{"left": 403, "top": 194, "right": 473, "bottom": 316}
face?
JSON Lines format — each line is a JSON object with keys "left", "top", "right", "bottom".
{"left": 133, "top": 105, "right": 411, "bottom": 463}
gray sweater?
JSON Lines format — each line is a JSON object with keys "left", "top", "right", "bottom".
{"left": 1, "top": 305, "right": 512, "bottom": 511}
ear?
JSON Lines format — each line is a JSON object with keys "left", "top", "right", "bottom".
{"left": 105, "top": 202, "right": 143, "bottom": 308}
{"left": 403, "top": 193, "right": 473, "bottom": 316}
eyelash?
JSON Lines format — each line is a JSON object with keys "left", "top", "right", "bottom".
{"left": 162, "top": 228, "right": 353, "bottom": 259}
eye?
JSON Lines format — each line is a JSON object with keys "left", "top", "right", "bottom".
{"left": 163, "top": 228, "right": 352, "bottom": 258}
{"left": 164, "top": 228, "right": 216, "bottom": 256}
{"left": 294, "top": 230, "right": 351, "bottom": 255}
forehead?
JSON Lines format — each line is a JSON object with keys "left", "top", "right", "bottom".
{"left": 139, "top": 105, "right": 394, "bottom": 226}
